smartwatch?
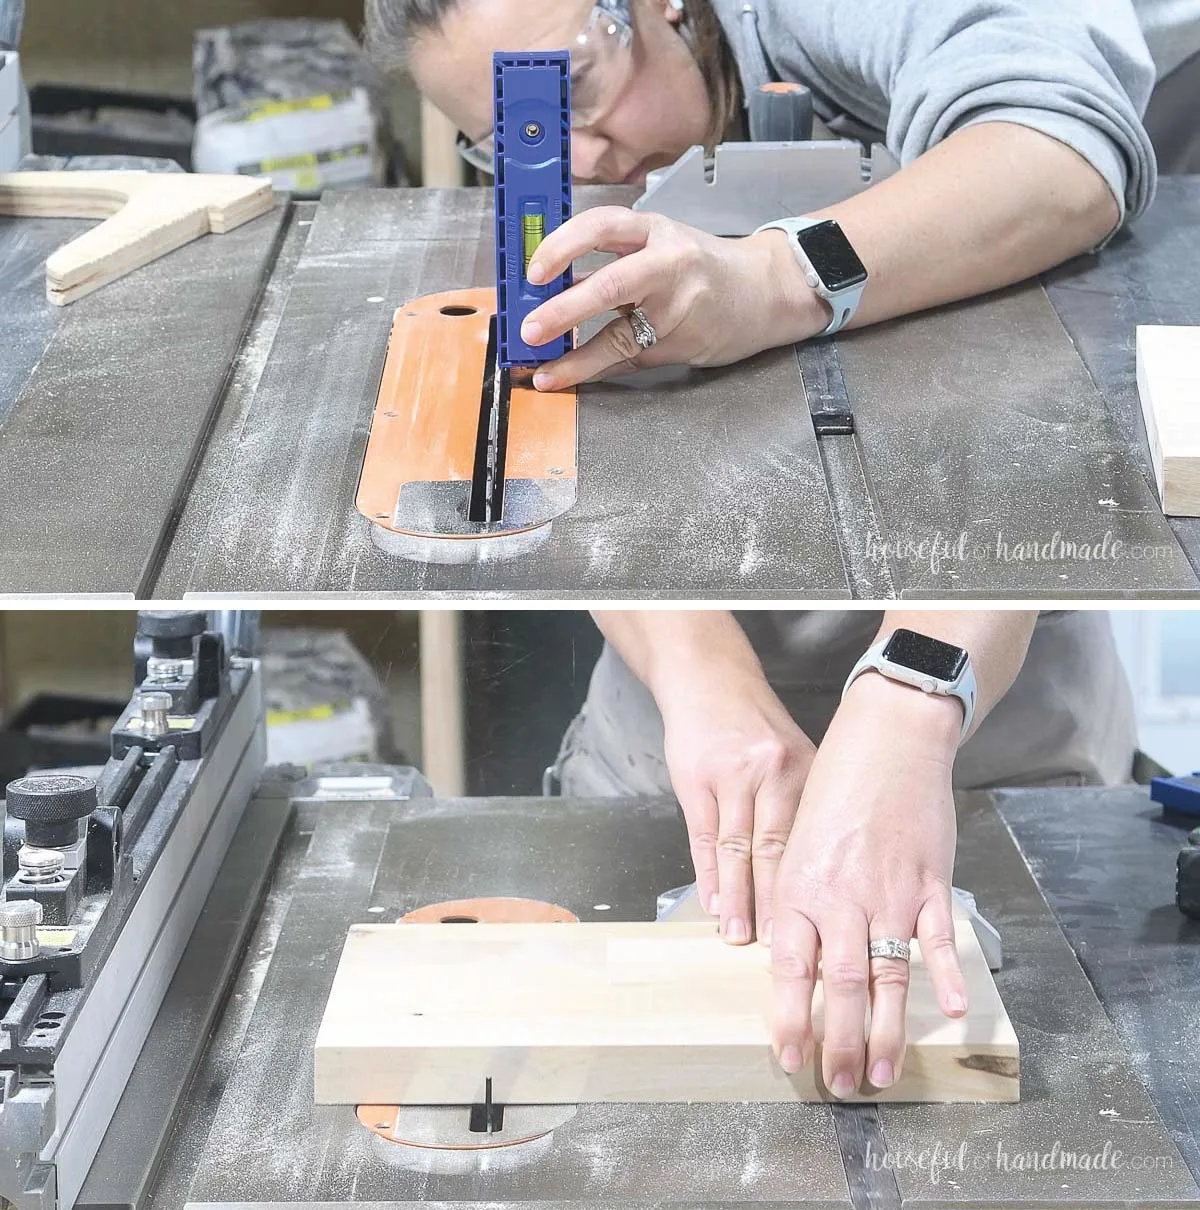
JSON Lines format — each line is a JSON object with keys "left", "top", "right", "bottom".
{"left": 752, "top": 216, "right": 868, "bottom": 335}
{"left": 842, "top": 629, "right": 977, "bottom": 745}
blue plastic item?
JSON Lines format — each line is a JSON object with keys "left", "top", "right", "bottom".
{"left": 492, "top": 51, "right": 573, "bottom": 368}
{"left": 1151, "top": 772, "right": 1200, "bottom": 818}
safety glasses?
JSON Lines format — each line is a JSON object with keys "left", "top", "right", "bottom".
{"left": 455, "top": 0, "right": 637, "bottom": 175}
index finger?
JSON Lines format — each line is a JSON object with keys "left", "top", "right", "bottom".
{"left": 527, "top": 207, "right": 652, "bottom": 284}
{"left": 675, "top": 781, "right": 721, "bottom": 920}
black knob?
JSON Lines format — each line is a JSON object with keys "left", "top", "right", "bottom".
{"left": 6, "top": 773, "right": 99, "bottom": 848}
{"left": 137, "top": 611, "right": 207, "bottom": 640}
{"left": 137, "top": 610, "right": 208, "bottom": 660}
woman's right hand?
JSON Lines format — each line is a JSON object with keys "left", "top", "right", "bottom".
{"left": 657, "top": 662, "right": 816, "bottom": 946}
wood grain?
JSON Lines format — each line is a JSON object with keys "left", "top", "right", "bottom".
{"left": 315, "top": 920, "right": 1019, "bottom": 1105}
{"left": 1137, "top": 324, "right": 1200, "bottom": 516}
{"left": 0, "top": 170, "right": 274, "bottom": 303}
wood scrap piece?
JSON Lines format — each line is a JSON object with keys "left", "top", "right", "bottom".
{"left": 314, "top": 919, "right": 1019, "bottom": 1105}
{"left": 0, "top": 170, "right": 274, "bottom": 303}
{"left": 1136, "top": 324, "right": 1200, "bottom": 516}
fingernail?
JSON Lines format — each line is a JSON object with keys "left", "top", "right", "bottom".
{"left": 527, "top": 263, "right": 546, "bottom": 284}
{"left": 707, "top": 892, "right": 720, "bottom": 915}
{"left": 870, "top": 1060, "right": 894, "bottom": 1088}
{"left": 725, "top": 917, "right": 749, "bottom": 944}
{"left": 831, "top": 1073, "right": 857, "bottom": 1100}
{"left": 779, "top": 1045, "right": 803, "bottom": 1074}
{"left": 522, "top": 319, "right": 543, "bottom": 343}
{"left": 761, "top": 918, "right": 773, "bottom": 946}
{"left": 532, "top": 371, "right": 554, "bottom": 391}
{"left": 947, "top": 992, "right": 967, "bottom": 1014}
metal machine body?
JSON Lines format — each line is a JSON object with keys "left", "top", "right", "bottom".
{"left": 635, "top": 140, "right": 900, "bottom": 236}
{"left": 3, "top": 134, "right": 1200, "bottom": 591}
{"left": 0, "top": 616, "right": 266, "bottom": 1210}
{"left": 4, "top": 174, "right": 1200, "bottom": 595}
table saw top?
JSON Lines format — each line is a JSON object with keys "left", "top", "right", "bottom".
{"left": 2, "top": 180, "right": 1199, "bottom": 598}
{"left": 73, "top": 780, "right": 1200, "bottom": 1210}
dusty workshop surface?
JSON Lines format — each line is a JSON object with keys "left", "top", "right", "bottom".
{"left": 101, "top": 790, "right": 1199, "bottom": 1210}
{"left": 0, "top": 197, "right": 287, "bottom": 596}
{"left": 4, "top": 183, "right": 1200, "bottom": 596}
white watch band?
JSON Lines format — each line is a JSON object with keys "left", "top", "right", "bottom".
{"left": 753, "top": 216, "right": 867, "bottom": 335}
{"left": 841, "top": 638, "right": 977, "bottom": 745}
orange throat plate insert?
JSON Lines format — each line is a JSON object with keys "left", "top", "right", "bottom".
{"left": 356, "top": 288, "right": 578, "bottom": 561}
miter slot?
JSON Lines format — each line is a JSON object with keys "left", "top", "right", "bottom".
{"left": 468, "top": 1076, "right": 505, "bottom": 1133}
{"left": 798, "top": 338, "right": 855, "bottom": 436}
{"left": 468, "top": 319, "right": 512, "bottom": 525}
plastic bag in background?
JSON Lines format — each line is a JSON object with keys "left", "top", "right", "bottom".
{"left": 192, "top": 19, "right": 392, "bottom": 196}
{"left": 260, "top": 628, "right": 405, "bottom": 770}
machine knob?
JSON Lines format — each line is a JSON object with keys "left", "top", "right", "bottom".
{"left": 748, "top": 82, "right": 815, "bottom": 142}
{"left": 6, "top": 773, "right": 98, "bottom": 822}
{"left": 137, "top": 610, "right": 208, "bottom": 662}
{"left": 137, "top": 691, "right": 174, "bottom": 737}
{"left": 5, "top": 773, "right": 99, "bottom": 848}
{"left": 137, "top": 611, "right": 207, "bottom": 640}
{"left": 0, "top": 899, "right": 43, "bottom": 962}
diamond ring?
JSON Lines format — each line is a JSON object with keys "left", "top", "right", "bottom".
{"left": 868, "top": 937, "right": 911, "bottom": 962}
{"left": 627, "top": 306, "right": 657, "bottom": 350}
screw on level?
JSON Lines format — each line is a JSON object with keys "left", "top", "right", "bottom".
{"left": 18, "top": 846, "right": 64, "bottom": 884}
{"left": 0, "top": 898, "right": 43, "bottom": 962}
{"left": 138, "top": 691, "right": 174, "bottom": 737}
{"left": 524, "top": 122, "right": 542, "bottom": 139}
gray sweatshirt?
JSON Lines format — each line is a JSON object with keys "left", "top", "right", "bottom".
{"left": 710, "top": 0, "right": 1200, "bottom": 226}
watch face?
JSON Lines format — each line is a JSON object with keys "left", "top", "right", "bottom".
{"left": 881, "top": 629, "right": 968, "bottom": 683}
{"left": 795, "top": 220, "right": 868, "bottom": 292}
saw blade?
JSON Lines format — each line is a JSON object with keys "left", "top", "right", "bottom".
{"left": 469, "top": 318, "right": 511, "bottom": 525}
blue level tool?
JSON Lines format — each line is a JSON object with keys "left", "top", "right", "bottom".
{"left": 1151, "top": 772, "right": 1200, "bottom": 819}
{"left": 493, "top": 51, "right": 573, "bottom": 368}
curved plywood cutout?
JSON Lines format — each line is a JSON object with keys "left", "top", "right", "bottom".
{"left": 0, "top": 170, "right": 274, "bottom": 304}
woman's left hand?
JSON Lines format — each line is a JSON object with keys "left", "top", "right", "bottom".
{"left": 521, "top": 207, "right": 829, "bottom": 391}
{"left": 768, "top": 673, "right": 968, "bottom": 1097}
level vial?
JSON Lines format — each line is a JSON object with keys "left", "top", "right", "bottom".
{"left": 522, "top": 204, "right": 546, "bottom": 276}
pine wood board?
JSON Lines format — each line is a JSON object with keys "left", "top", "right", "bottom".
{"left": 0, "top": 169, "right": 274, "bottom": 303}
{"left": 315, "top": 919, "right": 1019, "bottom": 1106}
{"left": 1136, "top": 324, "right": 1200, "bottom": 516}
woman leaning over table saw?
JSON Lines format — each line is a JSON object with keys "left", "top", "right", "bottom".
{"left": 546, "top": 610, "right": 1135, "bottom": 1099}
{"left": 366, "top": 0, "right": 1200, "bottom": 388}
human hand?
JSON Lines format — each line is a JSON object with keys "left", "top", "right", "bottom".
{"left": 769, "top": 673, "right": 968, "bottom": 1097}
{"left": 656, "top": 657, "right": 816, "bottom": 946}
{"left": 520, "top": 208, "right": 829, "bottom": 390}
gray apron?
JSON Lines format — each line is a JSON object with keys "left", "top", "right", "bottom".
{"left": 553, "top": 611, "right": 1136, "bottom": 796}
